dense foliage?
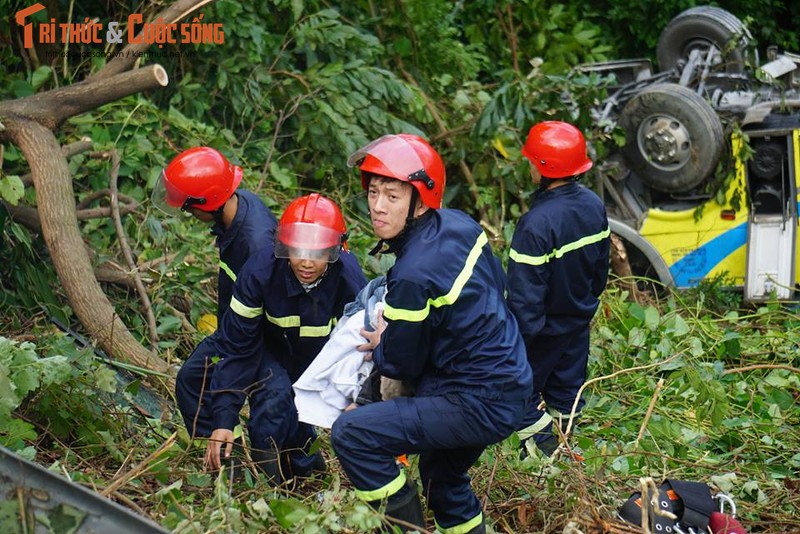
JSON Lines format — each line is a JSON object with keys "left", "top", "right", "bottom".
{"left": 1, "top": 0, "right": 799, "bottom": 532}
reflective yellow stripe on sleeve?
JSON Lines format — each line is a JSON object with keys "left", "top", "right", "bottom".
{"left": 510, "top": 227, "right": 610, "bottom": 266}
{"left": 354, "top": 470, "right": 407, "bottom": 502}
{"left": 383, "top": 232, "right": 488, "bottom": 323}
{"left": 219, "top": 261, "right": 236, "bottom": 282}
{"left": 230, "top": 296, "right": 263, "bottom": 318}
{"left": 436, "top": 512, "right": 484, "bottom": 534}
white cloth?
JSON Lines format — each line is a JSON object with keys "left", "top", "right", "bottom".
{"left": 293, "top": 309, "right": 374, "bottom": 428}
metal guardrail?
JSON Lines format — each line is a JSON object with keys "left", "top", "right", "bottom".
{"left": 0, "top": 445, "right": 169, "bottom": 533}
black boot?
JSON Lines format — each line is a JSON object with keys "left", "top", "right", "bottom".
{"left": 465, "top": 519, "right": 486, "bottom": 534}
{"left": 384, "top": 487, "right": 424, "bottom": 532}
{"left": 222, "top": 441, "right": 246, "bottom": 483}
{"left": 250, "top": 446, "right": 282, "bottom": 485}
{"left": 308, "top": 451, "right": 327, "bottom": 476}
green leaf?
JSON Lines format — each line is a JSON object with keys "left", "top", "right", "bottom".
{"left": 0, "top": 175, "right": 24, "bottom": 205}
{"left": 291, "top": 0, "right": 304, "bottom": 21}
{"left": 393, "top": 37, "right": 412, "bottom": 57}
{"left": 156, "top": 315, "right": 183, "bottom": 335}
{"left": 37, "top": 356, "right": 71, "bottom": 385}
{"left": 644, "top": 306, "right": 660, "bottom": 330}
{"left": 269, "top": 162, "right": 295, "bottom": 189}
{"left": 669, "top": 314, "right": 689, "bottom": 336}
{"left": 269, "top": 498, "right": 310, "bottom": 528}
{"left": 47, "top": 503, "right": 87, "bottom": 534}
{"left": 710, "top": 473, "right": 738, "bottom": 493}
{"left": 30, "top": 66, "right": 52, "bottom": 90}
{"left": 10, "top": 79, "right": 33, "bottom": 98}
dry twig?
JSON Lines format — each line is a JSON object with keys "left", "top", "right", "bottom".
{"left": 104, "top": 149, "right": 159, "bottom": 349}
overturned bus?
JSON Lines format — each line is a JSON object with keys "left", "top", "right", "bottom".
{"left": 584, "top": 6, "right": 800, "bottom": 302}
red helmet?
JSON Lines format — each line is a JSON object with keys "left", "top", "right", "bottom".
{"left": 274, "top": 193, "right": 348, "bottom": 263}
{"left": 347, "top": 134, "right": 445, "bottom": 209}
{"left": 152, "top": 147, "right": 243, "bottom": 214}
{"left": 521, "top": 121, "right": 593, "bottom": 178}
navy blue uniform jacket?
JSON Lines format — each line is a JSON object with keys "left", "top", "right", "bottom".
{"left": 375, "top": 209, "right": 532, "bottom": 401}
{"left": 211, "top": 244, "right": 367, "bottom": 430}
{"left": 213, "top": 190, "right": 277, "bottom": 323}
{"left": 507, "top": 182, "right": 610, "bottom": 340}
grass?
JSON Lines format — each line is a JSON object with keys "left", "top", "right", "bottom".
{"left": 0, "top": 276, "right": 798, "bottom": 533}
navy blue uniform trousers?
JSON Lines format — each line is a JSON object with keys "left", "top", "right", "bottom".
{"left": 332, "top": 392, "right": 527, "bottom": 529}
{"left": 175, "top": 334, "right": 318, "bottom": 475}
{"left": 517, "top": 328, "right": 590, "bottom": 443}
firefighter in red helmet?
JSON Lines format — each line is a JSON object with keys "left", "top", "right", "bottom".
{"left": 157, "top": 147, "right": 279, "bottom": 470}
{"left": 177, "top": 192, "right": 367, "bottom": 483}
{"left": 153, "top": 146, "right": 244, "bottom": 219}
{"left": 508, "top": 121, "right": 610, "bottom": 457}
{"left": 330, "top": 134, "right": 532, "bottom": 533}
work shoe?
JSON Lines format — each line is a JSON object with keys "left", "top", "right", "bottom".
{"left": 383, "top": 485, "right": 425, "bottom": 533}
{"left": 520, "top": 435, "right": 558, "bottom": 458}
{"left": 308, "top": 451, "right": 327, "bottom": 475}
{"left": 220, "top": 441, "right": 248, "bottom": 483}
{"left": 250, "top": 446, "right": 282, "bottom": 485}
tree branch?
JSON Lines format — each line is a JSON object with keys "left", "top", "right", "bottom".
{"left": 106, "top": 149, "right": 159, "bottom": 349}
{"left": 0, "top": 65, "right": 168, "bottom": 132}
{"left": 2, "top": 193, "right": 139, "bottom": 233}
{"left": 5, "top": 119, "right": 172, "bottom": 389}
{"left": 91, "top": 0, "right": 218, "bottom": 80}
{"left": 399, "top": 68, "right": 491, "bottom": 230}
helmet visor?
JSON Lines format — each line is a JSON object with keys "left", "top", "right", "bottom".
{"left": 151, "top": 170, "right": 213, "bottom": 216}
{"left": 274, "top": 223, "right": 343, "bottom": 263}
{"left": 151, "top": 171, "right": 188, "bottom": 216}
{"left": 347, "top": 135, "right": 425, "bottom": 181}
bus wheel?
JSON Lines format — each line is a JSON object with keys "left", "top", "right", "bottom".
{"left": 657, "top": 5, "right": 751, "bottom": 74}
{"left": 619, "top": 83, "right": 723, "bottom": 193}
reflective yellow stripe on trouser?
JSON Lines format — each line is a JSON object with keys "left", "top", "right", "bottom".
{"left": 355, "top": 469, "right": 407, "bottom": 502}
{"left": 383, "top": 232, "right": 488, "bottom": 323}
{"left": 436, "top": 512, "right": 484, "bottom": 534}
{"left": 516, "top": 413, "right": 553, "bottom": 441}
{"left": 510, "top": 227, "right": 610, "bottom": 266}
{"left": 265, "top": 313, "right": 335, "bottom": 337}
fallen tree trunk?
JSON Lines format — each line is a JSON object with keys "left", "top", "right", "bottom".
{"left": 0, "top": 65, "right": 173, "bottom": 388}
{"left": 5, "top": 119, "right": 172, "bottom": 379}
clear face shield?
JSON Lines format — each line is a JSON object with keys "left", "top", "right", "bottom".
{"left": 274, "top": 223, "right": 343, "bottom": 263}
{"left": 347, "top": 135, "right": 429, "bottom": 187}
{"left": 151, "top": 171, "right": 208, "bottom": 216}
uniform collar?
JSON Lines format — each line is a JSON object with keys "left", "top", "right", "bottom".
{"left": 282, "top": 259, "right": 338, "bottom": 297}
{"left": 533, "top": 180, "right": 577, "bottom": 202}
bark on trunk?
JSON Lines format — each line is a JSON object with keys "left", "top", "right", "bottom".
{"left": 609, "top": 233, "right": 655, "bottom": 306}
{"left": 7, "top": 120, "right": 172, "bottom": 379}
{"left": 0, "top": 0, "right": 222, "bottom": 391}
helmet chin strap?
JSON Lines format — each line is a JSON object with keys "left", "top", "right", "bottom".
{"left": 405, "top": 188, "right": 419, "bottom": 228}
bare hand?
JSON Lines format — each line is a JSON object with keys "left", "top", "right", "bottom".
{"left": 357, "top": 310, "right": 386, "bottom": 361}
{"left": 204, "top": 428, "right": 234, "bottom": 471}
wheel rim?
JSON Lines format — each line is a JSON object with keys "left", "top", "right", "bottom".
{"left": 636, "top": 114, "right": 692, "bottom": 171}
{"left": 681, "top": 39, "right": 722, "bottom": 65}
